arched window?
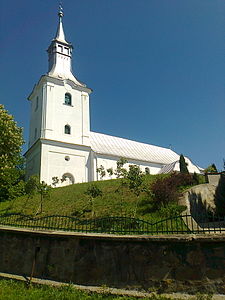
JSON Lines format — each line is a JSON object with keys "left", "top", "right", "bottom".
{"left": 65, "top": 93, "right": 72, "bottom": 106}
{"left": 64, "top": 124, "right": 71, "bottom": 134}
{"left": 61, "top": 173, "right": 74, "bottom": 186}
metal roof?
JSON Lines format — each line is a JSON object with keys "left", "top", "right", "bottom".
{"left": 158, "top": 157, "right": 202, "bottom": 174}
{"left": 90, "top": 131, "right": 180, "bottom": 165}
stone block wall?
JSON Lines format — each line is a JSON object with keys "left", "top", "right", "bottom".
{"left": 0, "top": 227, "right": 225, "bottom": 294}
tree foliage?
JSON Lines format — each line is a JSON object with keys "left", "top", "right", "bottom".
{"left": 179, "top": 154, "right": 189, "bottom": 174}
{"left": 25, "top": 175, "right": 51, "bottom": 214}
{"left": 114, "top": 158, "right": 128, "bottom": 178}
{"left": 204, "top": 164, "right": 218, "bottom": 173}
{"left": 96, "top": 165, "right": 106, "bottom": 179}
{"left": 126, "top": 165, "right": 144, "bottom": 196}
{"left": 0, "top": 105, "right": 24, "bottom": 201}
{"left": 85, "top": 184, "right": 102, "bottom": 217}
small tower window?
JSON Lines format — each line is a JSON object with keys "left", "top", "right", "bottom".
{"left": 65, "top": 93, "right": 72, "bottom": 106}
{"left": 65, "top": 125, "right": 71, "bottom": 134}
{"left": 58, "top": 45, "right": 63, "bottom": 52}
{"left": 64, "top": 47, "right": 69, "bottom": 55}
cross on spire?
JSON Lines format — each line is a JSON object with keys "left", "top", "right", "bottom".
{"left": 55, "top": 2, "right": 66, "bottom": 43}
{"left": 58, "top": 3, "right": 64, "bottom": 19}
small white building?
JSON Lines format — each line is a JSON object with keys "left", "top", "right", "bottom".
{"left": 25, "top": 7, "right": 201, "bottom": 186}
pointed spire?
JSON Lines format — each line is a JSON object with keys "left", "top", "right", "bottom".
{"left": 55, "top": 4, "right": 67, "bottom": 43}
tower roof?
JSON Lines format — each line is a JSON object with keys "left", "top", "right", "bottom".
{"left": 54, "top": 5, "right": 68, "bottom": 44}
{"left": 46, "top": 5, "right": 87, "bottom": 86}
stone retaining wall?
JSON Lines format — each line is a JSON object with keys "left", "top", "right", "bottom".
{"left": 0, "top": 227, "right": 225, "bottom": 294}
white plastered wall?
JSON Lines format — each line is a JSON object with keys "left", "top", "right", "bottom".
{"left": 39, "top": 141, "right": 92, "bottom": 186}
{"left": 41, "top": 78, "right": 90, "bottom": 146}
{"left": 25, "top": 142, "right": 41, "bottom": 180}
{"left": 93, "top": 153, "right": 164, "bottom": 181}
{"left": 28, "top": 86, "right": 43, "bottom": 148}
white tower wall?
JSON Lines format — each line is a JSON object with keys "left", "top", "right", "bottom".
{"left": 25, "top": 6, "right": 92, "bottom": 186}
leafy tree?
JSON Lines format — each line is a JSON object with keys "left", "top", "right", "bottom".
{"left": 0, "top": 105, "right": 24, "bottom": 201}
{"left": 204, "top": 164, "right": 218, "bottom": 173}
{"left": 96, "top": 165, "right": 106, "bottom": 179}
{"left": 52, "top": 176, "right": 60, "bottom": 187}
{"left": 114, "top": 158, "right": 128, "bottom": 178}
{"left": 126, "top": 164, "right": 145, "bottom": 217}
{"left": 179, "top": 154, "right": 189, "bottom": 174}
{"left": 127, "top": 165, "right": 144, "bottom": 196}
{"left": 85, "top": 184, "right": 102, "bottom": 217}
{"left": 107, "top": 168, "right": 113, "bottom": 176}
{"left": 25, "top": 175, "right": 51, "bottom": 214}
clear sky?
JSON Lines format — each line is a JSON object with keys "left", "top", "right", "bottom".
{"left": 0, "top": 0, "right": 224, "bottom": 170}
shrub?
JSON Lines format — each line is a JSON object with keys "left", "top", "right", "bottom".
{"left": 159, "top": 203, "right": 187, "bottom": 218}
{"left": 151, "top": 173, "right": 195, "bottom": 207}
{"left": 85, "top": 184, "right": 102, "bottom": 198}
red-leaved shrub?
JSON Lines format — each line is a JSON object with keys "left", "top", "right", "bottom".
{"left": 151, "top": 173, "right": 194, "bottom": 207}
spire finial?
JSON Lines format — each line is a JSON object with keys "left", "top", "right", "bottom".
{"left": 55, "top": 2, "right": 67, "bottom": 43}
{"left": 58, "top": 2, "right": 64, "bottom": 19}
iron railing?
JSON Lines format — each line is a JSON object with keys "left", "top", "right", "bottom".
{"left": 0, "top": 213, "right": 224, "bottom": 235}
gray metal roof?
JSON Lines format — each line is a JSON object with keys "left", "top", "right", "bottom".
{"left": 90, "top": 132, "right": 180, "bottom": 165}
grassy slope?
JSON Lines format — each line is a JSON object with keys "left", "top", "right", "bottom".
{"left": 0, "top": 175, "right": 170, "bottom": 222}
{"left": 0, "top": 279, "right": 179, "bottom": 300}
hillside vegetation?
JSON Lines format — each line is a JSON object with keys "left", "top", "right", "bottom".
{"left": 0, "top": 172, "right": 203, "bottom": 222}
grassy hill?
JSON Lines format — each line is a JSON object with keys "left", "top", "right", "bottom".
{"left": 0, "top": 175, "right": 177, "bottom": 222}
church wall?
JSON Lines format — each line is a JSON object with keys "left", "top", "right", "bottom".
{"left": 40, "top": 141, "right": 91, "bottom": 186}
{"left": 25, "top": 142, "right": 41, "bottom": 180}
{"left": 94, "top": 154, "right": 163, "bottom": 180}
{"left": 28, "top": 86, "right": 43, "bottom": 148}
{"left": 42, "top": 80, "right": 90, "bottom": 147}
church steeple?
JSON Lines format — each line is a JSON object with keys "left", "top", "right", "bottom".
{"left": 55, "top": 5, "right": 67, "bottom": 43}
{"left": 47, "top": 5, "right": 84, "bottom": 85}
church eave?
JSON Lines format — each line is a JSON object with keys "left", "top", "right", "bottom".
{"left": 40, "top": 138, "right": 92, "bottom": 151}
{"left": 92, "top": 150, "right": 165, "bottom": 166}
{"left": 27, "top": 75, "right": 92, "bottom": 100}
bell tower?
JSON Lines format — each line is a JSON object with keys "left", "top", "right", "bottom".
{"left": 25, "top": 6, "right": 92, "bottom": 185}
{"left": 47, "top": 6, "right": 81, "bottom": 84}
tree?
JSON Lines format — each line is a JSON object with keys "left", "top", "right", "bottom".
{"left": 96, "top": 165, "right": 106, "bottom": 179}
{"left": 0, "top": 105, "right": 24, "bottom": 201}
{"left": 127, "top": 165, "right": 144, "bottom": 196}
{"left": 179, "top": 154, "right": 189, "bottom": 174}
{"left": 85, "top": 184, "right": 102, "bottom": 217}
{"left": 204, "top": 164, "right": 218, "bottom": 173}
{"left": 114, "top": 158, "right": 128, "bottom": 178}
{"left": 126, "top": 164, "right": 145, "bottom": 217}
{"left": 25, "top": 175, "right": 51, "bottom": 214}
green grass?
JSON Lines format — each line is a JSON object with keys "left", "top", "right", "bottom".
{"left": 0, "top": 279, "right": 213, "bottom": 300}
{"left": 0, "top": 279, "right": 155, "bottom": 300}
{"left": 0, "top": 175, "right": 172, "bottom": 223}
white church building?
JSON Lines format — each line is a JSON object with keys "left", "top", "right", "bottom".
{"left": 25, "top": 8, "right": 201, "bottom": 186}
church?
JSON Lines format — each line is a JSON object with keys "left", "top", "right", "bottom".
{"left": 25, "top": 7, "right": 201, "bottom": 186}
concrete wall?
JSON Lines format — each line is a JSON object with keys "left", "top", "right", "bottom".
{"left": 0, "top": 227, "right": 224, "bottom": 294}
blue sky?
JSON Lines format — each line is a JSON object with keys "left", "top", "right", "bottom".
{"left": 0, "top": 0, "right": 224, "bottom": 170}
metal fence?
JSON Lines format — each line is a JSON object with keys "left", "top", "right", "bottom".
{"left": 0, "top": 213, "right": 224, "bottom": 235}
